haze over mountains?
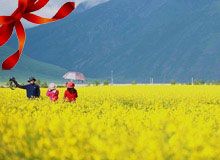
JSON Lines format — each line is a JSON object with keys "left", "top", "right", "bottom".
{"left": 5, "top": 0, "right": 220, "bottom": 83}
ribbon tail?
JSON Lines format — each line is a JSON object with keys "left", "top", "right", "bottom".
{"left": 23, "top": 13, "right": 56, "bottom": 24}
{"left": 2, "top": 21, "right": 25, "bottom": 70}
{"left": 0, "top": 23, "right": 14, "bottom": 46}
{"left": 52, "top": 2, "right": 75, "bottom": 19}
{"left": 23, "top": 2, "right": 75, "bottom": 24}
{"left": 26, "top": 0, "right": 49, "bottom": 12}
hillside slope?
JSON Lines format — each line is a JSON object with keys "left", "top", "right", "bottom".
{"left": 0, "top": 45, "right": 67, "bottom": 82}
{"left": 8, "top": 0, "right": 220, "bottom": 83}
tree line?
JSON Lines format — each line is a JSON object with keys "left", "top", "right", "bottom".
{"left": 171, "top": 79, "right": 220, "bottom": 85}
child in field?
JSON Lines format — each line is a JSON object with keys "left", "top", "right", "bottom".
{"left": 64, "top": 81, "right": 78, "bottom": 102}
{"left": 46, "top": 83, "right": 59, "bottom": 102}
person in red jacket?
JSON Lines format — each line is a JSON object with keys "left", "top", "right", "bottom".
{"left": 46, "top": 83, "right": 59, "bottom": 102}
{"left": 64, "top": 81, "right": 78, "bottom": 102}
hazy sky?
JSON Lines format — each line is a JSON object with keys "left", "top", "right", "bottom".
{"left": 0, "top": 0, "right": 109, "bottom": 27}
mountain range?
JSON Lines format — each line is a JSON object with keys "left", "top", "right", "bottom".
{"left": 5, "top": 0, "right": 220, "bottom": 83}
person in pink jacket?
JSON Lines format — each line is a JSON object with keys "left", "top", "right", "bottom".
{"left": 46, "top": 83, "right": 59, "bottom": 102}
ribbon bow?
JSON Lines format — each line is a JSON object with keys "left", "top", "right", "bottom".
{"left": 0, "top": 0, "right": 75, "bottom": 70}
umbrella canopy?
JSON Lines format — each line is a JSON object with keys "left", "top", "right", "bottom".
{"left": 63, "top": 72, "right": 86, "bottom": 81}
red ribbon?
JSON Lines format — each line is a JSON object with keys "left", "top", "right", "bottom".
{"left": 0, "top": 0, "right": 75, "bottom": 70}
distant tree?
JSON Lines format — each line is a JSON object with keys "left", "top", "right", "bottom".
{"left": 87, "top": 82, "right": 91, "bottom": 86}
{"left": 212, "top": 80, "right": 216, "bottom": 85}
{"left": 6, "top": 81, "right": 10, "bottom": 87}
{"left": 41, "top": 82, "right": 48, "bottom": 88}
{"left": 94, "top": 80, "right": 100, "bottom": 86}
{"left": 132, "top": 80, "right": 137, "bottom": 85}
{"left": 199, "top": 79, "right": 205, "bottom": 85}
{"left": 57, "top": 85, "right": 65, "bottom": 88}
{"left": 6, "top": 80, "right": 16, "bottom": 89}
{"left": 216, "top": 80, "right": 220, "bottom": 85}
{"left": 194, "top": 79, "right": 199, "bottom": 85}
{"left": 103, "top": 79, "right": 109, "bottom": 85}
{"left": 206, "top": 80, "right": 210, "bottom": 85}
{"left": 171, "top": 79, "right": 176, "bottom": 85}
{"left": 36, "top": 79, "right": 41, "bottom": 86}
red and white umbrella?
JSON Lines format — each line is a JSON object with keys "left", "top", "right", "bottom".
{"left": 63, "top": 72, "right": 86, "bottom": 81}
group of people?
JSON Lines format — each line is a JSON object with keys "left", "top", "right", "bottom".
{"left": 10, "top": 77, "right": 78, "bottom": 102}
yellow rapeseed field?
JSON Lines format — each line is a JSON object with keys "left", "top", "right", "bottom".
{"left": 1, "top": 85, "right": 220, "bottom": 160}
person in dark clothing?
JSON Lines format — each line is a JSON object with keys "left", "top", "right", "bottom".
{"left": 11, "top": 77, "right": 40, "bottom": 98}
